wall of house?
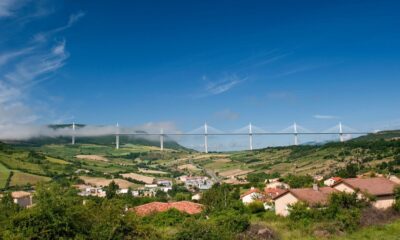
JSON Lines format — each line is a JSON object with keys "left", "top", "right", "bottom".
{"left": 242, "top": 193, "right": 259, "bottom": 204}
{"left": 275, "top": 193, "right": 298, "bottom": 217}
{"left": 14, "top": 196, "right": 32, "bottom": 208}
{"left": 373, "top": 196, "right": 395, "bottom": 209}
{"left": 333, "top": 183, "right": 355, "bottom": 193}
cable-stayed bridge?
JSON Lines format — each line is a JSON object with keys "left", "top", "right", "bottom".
{"left": 69, "top": 122, "right": 374, "bottom": 152}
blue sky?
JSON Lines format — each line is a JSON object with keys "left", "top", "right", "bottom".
{"left": 1, "top": 0, "right": 400, "bottom": 149}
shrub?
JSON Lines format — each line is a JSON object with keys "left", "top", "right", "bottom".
{"left": 175, "top": 219, "right": 231, "bottom": 240}
{"left": 247, "top": 201, "right": 265, "bottom": 214}
{"left": 211, "top": 210, "right": 250, "bottom": 233}
{"left": 394, "top": 186, "right": 400, "bottom": 211}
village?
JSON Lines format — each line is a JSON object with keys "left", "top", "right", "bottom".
{"left": 4, "top": 172, "right": 400, "bottom": 219}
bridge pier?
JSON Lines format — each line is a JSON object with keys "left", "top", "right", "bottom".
{"left": 249, "top": 123, "right": 253, "bottom": 150}
{"left": 72, "top": 122, "right": 76, "bottom": 145}
{"left": 204, "top": 123, "right": 208, "bottom": 153}
{"left": 115, "top": 123, "right": 120, "bottom": 149}
{"left": 160, "top": 128, "right": 164, "bottom": 151}
{"left": 293, "top": 122, "right": 299, "bottom": 146}
{"left": 339, "top": 122, "right": 344, "bottom": 142}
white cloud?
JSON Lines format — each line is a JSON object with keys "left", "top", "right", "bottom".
{"left": 0, "top": 6, "right": 84, "bottom": 139}
{"left": 202, "top": 74, "right": 247, "bottom": 96}
{"left": 313, "top": 114, "right": 339, "bottom": 119}
{"left": 0, "top": 0, "right": 28, "bottom": 18}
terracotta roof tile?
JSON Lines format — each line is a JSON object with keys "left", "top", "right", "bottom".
{"left": 335, "top": 177, "right": 398, "bottom": 196}
{"left": 240, "top": 188, "right": 261, "bottom": 199}
{"left": 274, "top": 187, "right": 337, "bottom": 206}
{"left": 132, "top": 201, "right": 204, "bottom": 216}
{"left": 11, "top": 191, "right": 31, "bottom": 199}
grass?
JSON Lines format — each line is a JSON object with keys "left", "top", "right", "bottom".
{"left": 0, "top": 163, "right": 11, "bottom": 188}
{"left": 335, "top": 220, "right": 400, "bottom": 240}
{"left": 46, "top": 156, "right": 70, "bottom": 165}
{"left": 9, "top": 171, "right": 51, "bottom": 187}
{"left": 250, "top": 211, "right": 400, "bottom": 240}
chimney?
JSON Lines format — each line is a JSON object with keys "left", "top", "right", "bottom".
{"left": 312, "top": 184, "right": 319, "bottom": 191}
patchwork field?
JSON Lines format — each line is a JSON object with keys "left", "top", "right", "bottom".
{"left": 80, "top": 176, "right": 137, "bottom": 188}
{"left": 9, "top": 172, "right": 51, "bottom": 187}
{"left": 138, "top": 168, "right": 168, "bottom": 175}
{"left": 76, "top": 154, "right": 109, "bottom": 162}
{"left": 0, "top": 163, "right": 11, "bottom": 188}
{"left": 178, "top": 164, "right": 200, "bottom": 171}
{"left": 120, "top": 173, "right": 154, "bottom": 184}
{"left": 218, "top": 169, "right": 253, "bottom": 178}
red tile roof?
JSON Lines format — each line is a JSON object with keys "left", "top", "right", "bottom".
{"left": 132, "top": 201, "right": 204, "bottom": 216}
{"left": 334, "top": 177, "right": 398, "bottom": 196}
{"left": 240, "top": 188, "right": 261, "bottom": 199}
{"left": 264, "top": 187, "right": 286, "bottom": 198}
{"left": 331, "top": 177, "right": 342, "bottom": 182}
{"left": 274, "top": 187, "right": 337, "bottom": 206}
{"left": 11, "top": 191, "right": 32, "bottom": 199}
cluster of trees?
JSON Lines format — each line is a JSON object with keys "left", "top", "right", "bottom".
{"left": 282, "top": 174, "right": 314, "bottom": 188}
{"left": 0, "top": 182, "right": 254, "bottom": 240}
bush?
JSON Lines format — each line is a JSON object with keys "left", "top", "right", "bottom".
{"left": 175, "top": 219, "right": 231, "bottom": 240}
{"left": 211, "top": 210, "right": 250, "bottom": 233}
{"left": 247, "top": 201, "right": 265, "bottom": 214}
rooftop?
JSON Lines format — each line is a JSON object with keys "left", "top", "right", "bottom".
{"left": 274, "top": 187, "right": 337, "bottom": 206}
{"left": 334, "top": 177, "right": 398, "bottom": 196}
{"left": 132, "top": 201, "right": 204, "bottom": 216}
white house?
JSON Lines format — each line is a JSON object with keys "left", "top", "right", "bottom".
{"left": 273, "top": 186, "right": 337, "bottom": 217}
{"left": 11, "top": 191, "right": 33, "bottom": 208}
{"left": 192, "top": 193, "right": 201, "bottom": 201}
{"left": 324, "top": 177, "right": 342, "bottom": 187}
{"left": 240, "top": 187, "right": 264, "bottom": 204}
{"left": 266, "top": 181, "right": 289, "bottom": 189}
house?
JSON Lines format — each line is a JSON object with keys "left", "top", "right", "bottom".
{"left": 191, "top": 193, "right": 201, "bottom": 201}
{"left": 274, "top": 185, "right": 337, "bottom": 216}
{"left": 184, "top": 176, "right": 213, "bottom": 191}
{"left": 388, "top": 175, "right": 400, "bottom": 184}
{"left": 266, "top": 181, "right": 289, "bottom": 189}
{"left": 131, "top": 201, "right": 204, "bottom": 216}
{"left": 240, "top": 187, "right": 265, "bottom": 204}
{"left": 73, "top": 184, "right": 106, "bottom": 197}
{"left": 324, "top": 177, "right": 342, "bottom": 187}
{"left": 264, "top": 187, "right": 286, "bottom": 199}
{"left": 11, "top": 191, "right": 33, "bottom": 208}
{"left": 313, "top": 175, "right": 324, "bottom": 182}
{"left": 332, "top": 177, "right": 398, "bottom": 209}
{"left": 157, "top": 180, "right": 173, "bottom": 192}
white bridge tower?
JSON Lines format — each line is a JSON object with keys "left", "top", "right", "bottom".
{"left": 294, "top": 122, "right": 299, "bottom": 146}
{"left": 249, "top": 123, "right": 253, "bottom": 150}
{"left": 72, "top": 122, "right": 76, "bottom": 145}
{"left": 115, "top": 123, "right": 120, "bottom": 149}
{"left": 204, "top": 122, "right": 208, "bottom": 153}
{"left": 160, "top": 128, "right": 164, "bottom": 151}
{"left": 339, "top": 122, "right": 344, "bottom": 142}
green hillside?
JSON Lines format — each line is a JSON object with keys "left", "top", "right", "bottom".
{"left": 8, "top": 124, "right": 189, "bottom": 151}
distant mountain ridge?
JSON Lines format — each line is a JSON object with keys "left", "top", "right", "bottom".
{"left": 7, "top": 124, "right": 188, "bottom": 151}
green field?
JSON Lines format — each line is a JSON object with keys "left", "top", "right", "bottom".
{"left": 9, "top": 171, "right": 51, "bottom": 187}
{"left": 0, "top": 163, "right": 11, "bottom": 188}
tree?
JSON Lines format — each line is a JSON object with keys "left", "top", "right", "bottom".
{"left": 105, "top": 181, "right": 119, "bottom": 199}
